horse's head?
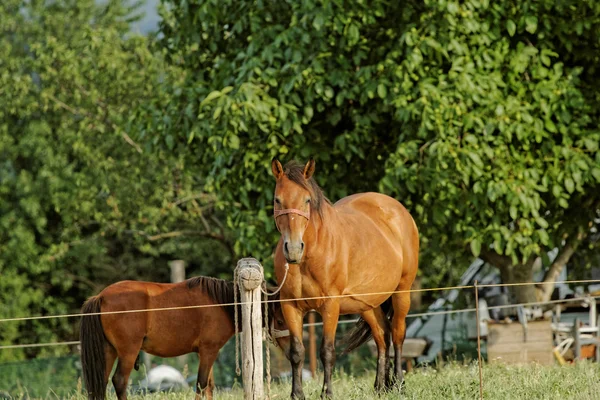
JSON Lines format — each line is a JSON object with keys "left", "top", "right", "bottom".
{"left": 267, "top": 298, "right": 291, "bottom": 357}
{"left": 271, "top": 158, "right": 316, "bottom": 264}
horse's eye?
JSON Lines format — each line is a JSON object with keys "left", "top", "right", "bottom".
{"left": 306, "top": 198, "right": 311, "bottom": 204}
{"left": 275, "top": 198, "right": 281, "bottom": 204}
{"left": 278, "top": 319, "right": 284, "bottom": 325}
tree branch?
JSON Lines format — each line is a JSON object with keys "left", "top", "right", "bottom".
{"left": 133, "top": 229, "right": 236, "bottom": 259}
{"left": 172, "top": 193, "right": 216, "bottom": 206}
{"left": 537, "top": 229, "right": 586, "bottom": 301}
{"left": 479, "top": 248, "right": 512, "bottom": 270}
{"left": 198, "top": 214, "right": 211, "bottom": 233}
{"left": 47, "top": 93, "right": 142, "bottom": 153}
{"left": 66, "top": 273, "right": 101, "bottom": 292}
{"left": 120, "top": 131, "right": 143, "bottom": 153}
{"left": 210, "top": 214, "right": 226, "bottom": 236}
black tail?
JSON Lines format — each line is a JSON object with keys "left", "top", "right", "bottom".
{"left": 343, "top": 298, "right": 394, "bottom": 353}
{"left": 80, "top": 296, "right": 107, "bottom": 400}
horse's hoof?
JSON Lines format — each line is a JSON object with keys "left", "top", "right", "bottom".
{"left": 385, "top": 377, "right": 405, "bottom": 392}
{"left": 374, "top": 383, "right": 390, "bottom": 395}
{"left": 397, "top": 379, "right": 406, "bottom": 393}
{"left": 320, "top": 390, "right": 333, "bottom": 400}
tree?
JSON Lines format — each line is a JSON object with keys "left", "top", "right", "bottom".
{"left": 156, "top": 0, "right": 600, "bottom": 303}
{"left": 0, "top": 0, "right": 232, "bottom": 360}
{"left": 3, "top": 0, "right": 598, "bottom": 359}
{"left": 156, "top": 0, "right": 420, "bottom": 264}
{"left": 379, "top": 0, "right": 600, "bottom": 303}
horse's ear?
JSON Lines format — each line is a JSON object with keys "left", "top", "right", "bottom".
{"left": 271, "top": 158, "right": 284, "bottom": 179}
{"left": 303, "top": 158, "right": 315, "bottom": 180}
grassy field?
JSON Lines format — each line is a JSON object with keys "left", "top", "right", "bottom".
{"left": 9, "top": 362, "right": 600, "bottom": 400}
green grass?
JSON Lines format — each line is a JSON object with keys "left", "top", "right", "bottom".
{"left": 7, "top": 362, "right": 600, "bottom": 399}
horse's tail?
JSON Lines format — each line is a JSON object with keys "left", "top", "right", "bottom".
{"left": 343, "top": 298, "right": 394, "bottom": 354}
{"left": 80, "top": 296, "right": 107, "bottom": 400}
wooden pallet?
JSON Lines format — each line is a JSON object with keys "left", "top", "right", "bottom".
{"left": 487, "top": 320, "right": 554, "bottom": 365}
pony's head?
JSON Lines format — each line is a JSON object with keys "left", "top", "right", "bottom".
{"left": 271, "top": 158, "right": 323, "bottom": 264}
{"left": 267, "top": 298, "right": 291, "bottom": 356}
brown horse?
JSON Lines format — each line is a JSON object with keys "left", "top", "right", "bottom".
{"left": 271, "top": 159, "right": 419, "bottom": 399}
{"left": 80, "top": 276, "right": 289, "bottom": 400}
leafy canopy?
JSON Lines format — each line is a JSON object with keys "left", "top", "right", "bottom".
{"left": 156, "top": 0, "right": 600, "bottom": 270}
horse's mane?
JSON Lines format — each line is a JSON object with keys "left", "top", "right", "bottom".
{"left": 187, "top": 276, "right": 280, "bottom": 331}
{"left": 283, "top": 160, "right": 331, "bottom": 217}
{"left": 186, "top": 276, "right": 238, "bottom": 321}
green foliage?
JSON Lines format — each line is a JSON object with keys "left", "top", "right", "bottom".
{"left": 0, "top": 0, "right": 233, "bottom": 360}
{"left": 2, "top": 0, "right": 600, "bottom": 361}
{"left": 156, "top": 0, "right": 600, "bottom": 278}
{"left": 380, "top": 0, "right": 600, "bottom": 267}
{"left": 156, "top": 0, "right": 412, "bottom": 266}
{"left": 0, "top": 355, "right": 80, "bottom": 397}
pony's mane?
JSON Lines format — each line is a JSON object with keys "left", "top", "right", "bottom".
{"left": 186, "top": 276, "right": 281, "bottom": 332}
{"left": 187, "top": 276, "right": 236, "bottom": 306}
{"left": 283, "top": 160, "right": 331, "bottom": 217}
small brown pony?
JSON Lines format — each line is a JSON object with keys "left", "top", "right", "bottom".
{"left": 271, "top": 159, "right": 419, "bottom": 399}
{"left": 80, "top": 276, "right": 289, "bottom": 400}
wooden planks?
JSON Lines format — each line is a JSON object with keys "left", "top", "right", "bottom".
{"left": 402, "top": 338, "right": 429, "bottom": 359}
{"left": 487, "top": 320, "right": 554, "bottom": 365}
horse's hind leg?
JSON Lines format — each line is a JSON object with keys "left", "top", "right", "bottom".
{"left": 389, "top": 278, "right": 414, "bottom": 389}
{"left": 112, "top": 350, "right": 139, "bottom": 400}
{"left": 360, "top": 308, "right": 390, "bottom": 393}
{"left": 195, "top": 348, "right": 219, "bottom": 400}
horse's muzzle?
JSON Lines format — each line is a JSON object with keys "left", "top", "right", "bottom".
{"left": 284, "top": 240, "right": 304, "bottom": 264}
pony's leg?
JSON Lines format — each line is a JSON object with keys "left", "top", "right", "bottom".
{"left": 111, "top": 350, "right": 138, "bottom": 400}
{"left": 360, "top": 307, "right": 390, "bottom": 392}
{"left": 282, "top": 302, "right": 306, "bottom": 400}
{"left": 195, "top": 349, "right": 218, "bottom": 400}
{"left": 104, "top": 344, "right": 117, "bottom": 388}
{"left": 390, "top": 285, "right": 411, "bottom": 389}
{"left": 319, "top": 300, "right": 340, "bottom": 400}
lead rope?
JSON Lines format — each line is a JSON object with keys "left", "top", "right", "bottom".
{"left": 264, "top": 290, "right": 272, "bottom": 400}
{"left": 260, "top": 262, "right": 289, "bottom": 296}
{"left": 234, "top": 267, "right": 241, "bottom": 376}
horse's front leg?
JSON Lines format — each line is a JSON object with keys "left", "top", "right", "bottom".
{"left": 282, "top": 302, "right": 306, "bottom": 400}
{"left": 319, "top": 300, "right": 340, "bottom": 399}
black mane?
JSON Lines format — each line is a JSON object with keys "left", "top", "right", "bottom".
{"left": 187, "top": 276, "right": 235, "bottom": 304}
{"left": 187, "top": 276, "right": 278, "bottom": 332}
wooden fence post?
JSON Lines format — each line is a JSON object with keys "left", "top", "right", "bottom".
{"left": 308, "top": 311, "right": 317, "bottom": 378}
{"left": 170, "top": 260, "right": 187, "bottom": 369}
{"left": 573, "top": 317, "right": 581, "bottom": 361}
{"left": 237, "top": 258, "right": 264, "bottom": 399}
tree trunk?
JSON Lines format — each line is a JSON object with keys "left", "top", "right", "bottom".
{"left": 536, "top": 231, "right": 585, "bottom": 302}
{"left": 481, "top": 250, "right": 536, "bottom": 304}
{"left": 511, "top": 261, "right": 537, "bottom": 304}
{"left": 482, "top": 230, "right": 585, "bottom": 306}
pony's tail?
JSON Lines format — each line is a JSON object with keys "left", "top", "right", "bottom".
{"left": 80, "top": 296, "right": 107, "bottom": 400}
{"left": 343, "top": 298, "right": 394, "bottom": 354}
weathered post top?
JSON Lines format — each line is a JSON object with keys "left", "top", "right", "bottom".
{"left": 237, "top": 257, "right": 264, "bottom": 290}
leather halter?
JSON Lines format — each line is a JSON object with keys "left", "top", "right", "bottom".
{"left": 273, "top": 208, "right": 310, "bottom": 220}
{"left": 273, "top": 203, "right": 310, "bottom": 233}
{"left": 269, "top": 318, "right": 291, "bottom": 341}
{"left": 273, "top": 200, "right": 310, "bottom": 221}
